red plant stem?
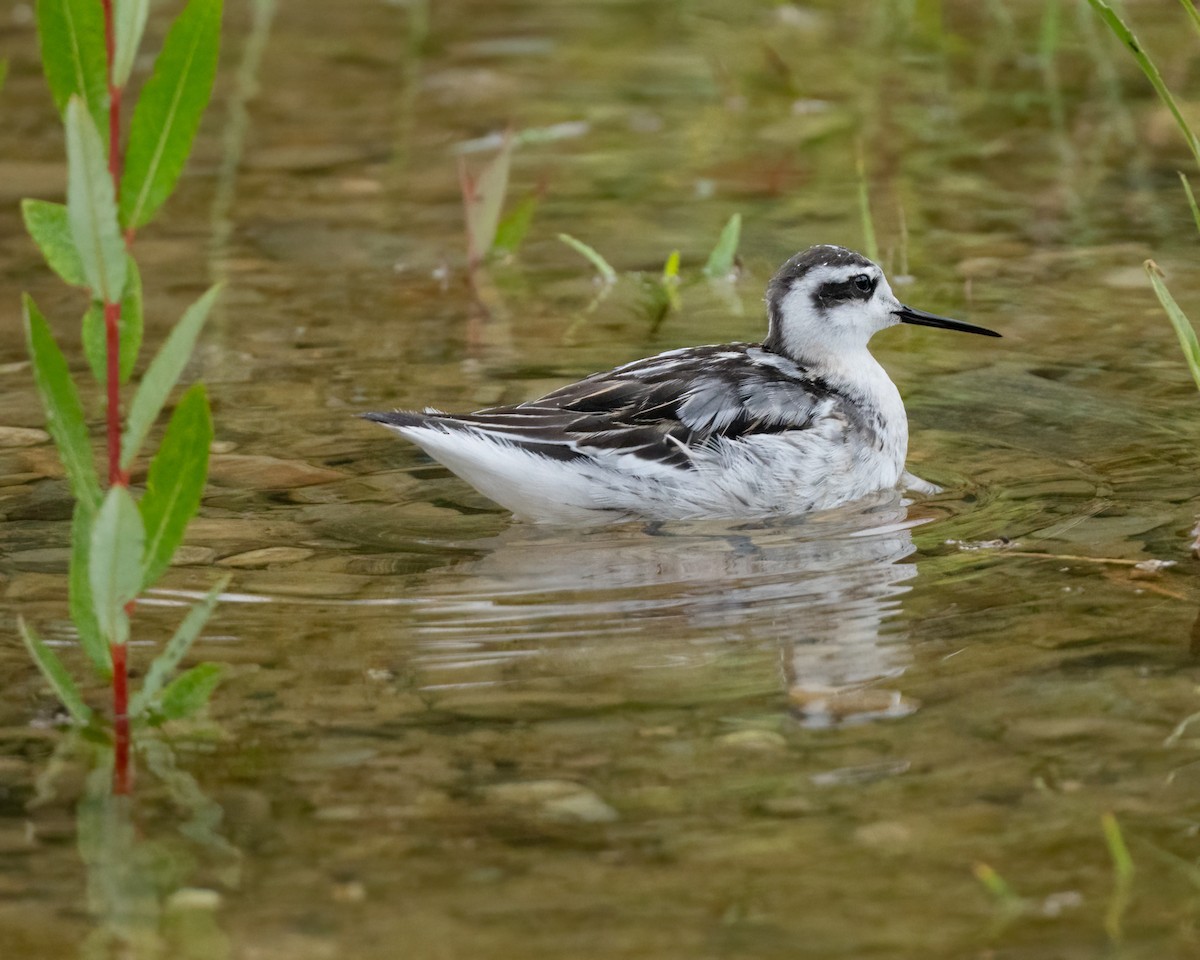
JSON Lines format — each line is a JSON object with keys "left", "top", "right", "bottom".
{"left": 100, "top": 0, "right": 121, "bottom": 187}
{"left": 111, "top": 641, "right": 130, "bottom": 794}
{"left": 104, "top": 301, "right": 127, "bottom": 487}
{"left": 101, "top": 0, "right": 131, "bottom": 797}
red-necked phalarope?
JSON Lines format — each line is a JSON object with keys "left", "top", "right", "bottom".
{"left": 364, "top": 244, "right": 1000, "bottom": 522}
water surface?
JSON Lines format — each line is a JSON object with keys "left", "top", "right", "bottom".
{"left": 3, "top": 0, "right": 1200, "bottom": 957}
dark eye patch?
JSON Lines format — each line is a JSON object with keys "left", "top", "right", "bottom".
{"left": 812, "top": 273, "right": 877, "bottom": 308}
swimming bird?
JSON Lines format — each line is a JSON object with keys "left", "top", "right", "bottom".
{"left": 363, "top": 244, "right": 999, "bottom": 522}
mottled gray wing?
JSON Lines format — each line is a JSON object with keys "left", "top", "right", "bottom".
{"left": 431, "top": 345, "right": 849, "bottom": 469}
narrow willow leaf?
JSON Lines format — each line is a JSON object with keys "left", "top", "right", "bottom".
{"left": 558, "top": 233, "right": 617, "bottom": 284}
{"left": 156, "top": 662, "right": 223, "bottom": 721}
{"left": 22, "top": 295, "right": 101, "bottom": 510}
{"left": 21, "top": 199, "right": 86, "bottom": 286}
{"left": 703, "top": 213, "right": 742, "bottom": 279}
{"left": 461, "top": 133, "right": 513, "bottom": 266}
{"left": 118, "top": 257, "right": 144, "bottom": 383}
{"left": 69, "top": 499, "right": 110, "bottom": 677}
{"left": 66, "top": 98, "right": 126, "bottom": 304}
{"left": 130, "top": 574, "right": 229, "bottom": 718}
{"left": 492, "top": 191, "right": 539, "bottom": 256}
{"left": 112, "top": 0, "right": 150, "bottom": 88}
{"left": 138, "top": 383, "right": 212, "bottom": 588}
{"left": 1086, "top": 0, "right": 1200, "bottom": 168}
{"left": 120, "top": 0, "right": 223, "bottom": 230}
{"left": 82, "top": 256, "right": 144, "bottom": 386}
{"left": 18, "top": 617, "right": 93, "bottom": 724}
{"left": 1146, "top": 260, "right": 1200, "bottom": 392}
{"left": 88, "top": 486, "right": 145, "bottom": 647}
{"left": 120, "top": 283, "right": 221, "bottom": 470}
{"left": 35, "top": 0, "right": 108, "bottom": 137}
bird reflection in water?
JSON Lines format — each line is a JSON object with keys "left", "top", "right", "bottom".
{"left": 407, "top": 491, "right": 925, "bottom": 727}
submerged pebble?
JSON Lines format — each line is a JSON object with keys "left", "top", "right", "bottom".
{"left": 716, "top": 729, "right": 788, "bottom": 753}
{"left": 0, "top": 426, "right": 49, "bottom": 447}
{"left": 482, "top": 780, "right": 619, "bottom": 824}
{"left": 217, "top": 546, "right": 316, "bottom": 568}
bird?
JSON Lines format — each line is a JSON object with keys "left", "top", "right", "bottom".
{"left": 363, "top": 244, "right": 1000, "bottom": 523}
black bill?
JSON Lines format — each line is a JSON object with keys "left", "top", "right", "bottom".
{"left": 894, "top": 305, "right": 1001, "bottom": 338}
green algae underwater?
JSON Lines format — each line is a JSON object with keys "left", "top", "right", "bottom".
{"left": 5, "top": 0, "right": 1200, "bottom": 957}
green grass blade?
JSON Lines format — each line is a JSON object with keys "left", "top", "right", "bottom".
{"left": 120, "top": 283, "right": 221, "bottom": 470}
{"left": 1146, "top": 260, "right": 1200, "bottom": 392}
{"left": 18, "top": 616, "right": 93, "bottom": 724}
{"left": 68, "top": 499, "right": 109, "bottom": 677}
{"left": 558, "top": 233, "right": 617, "bottom": 284}
{"left": 703, "top": 213, "right": 742, "bottom": 279}
{"left": 82, "top": 255, "right": 144, "bottom": 386}
{"left": 1179, "top": 172, "right": 1200, "bottom": 235}
{"left": 120, "top": 0, "right": 223, "bottom": 230}
{"left": 88, "top": 486, "right": 145, "bottom": 648}
{"left": 35, "top": 0, "right": 107, "bottom": 137}
{"left": 112, "top": 0, "right": 150, "bottom": 88}
{"left": 855, "top": 144, "right": 879, "bottom": 263}
{"left": 1086, "top": 0, "right": 1200, "bottom": 168}
{"left": 156, "top": 662, "right": 223, "bottom": 721}
{"left": 972, "top": 861, "right": 1021, "bottom": 908}
{"left": 65, "top": 98, "right": 126, "bottom": 304}
{"left": 21, "top": 199, "right": 86, "bottom": 287}
{"left": 1180, "top": 0, "right": 1200, "bottom": 38}
{"left": 130, "top": 574, "right": 229, "bottom": 718}
{"left": 22, "top": 295, "right": 101, "bottom": 510}
{"left": 138, "top": 383, "right": 212, "bottom": 588}
{"left": 1101, "top": 813, "right": 1134, "bottom": 942}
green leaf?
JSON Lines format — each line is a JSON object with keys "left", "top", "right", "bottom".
{"left": 1146, "top": 260, "right": 1200, "bottom": 392}
{"left": 703, "top": 213, "right": 742, "bottom": 279}
{"left": 460, "top": 133, "right": 513, "bottom": 267}
{"left": 68, "top": 499, "right": 110, "bottom": 678}
{"left": 661, "top": 250, "right": 681, "bottom": 312}
{"left": 492, "top": 191, "right": 539, "bottom": 256}
{"left": 88, "top": 486, "right": 145, "bottom": 647}
{"left": 1183, "top": 0, "right": 1200, "bottom": 38}
{"left": 156, "top": 662, "right": 223, "bottom": 722}
{"left": 138, "top": 383, "right": 212, "bottom": 588}
{"left": 1086, "top": 0, "right": 1200, "bottom": 168}
{"left": 112, "top": 0, "right": 150, "bottom": 88}
{"left": 120, "top": 0, "right": 223, "bottom": 230}
{"left": 855, "top": 144, "right": 878, "bottom": 263}
{"left": 558, "top": 233, "right": 617, "bottom": 284}
{"left": 35, "top": 0, "right": 108, "bottom": 138}
{"left": 22, "top": 199, "right": 86, "bottom": 286}
{"left": 130, "top": 574, "right": 229, "bottom": 718}
{"left": 66, "top": 97, "right": 126, "bottom": 304}
{"left": 18, "top": 616, "right": 93, "bottom": 724}
{"left": 1179, "top": 172, "right": 1200, "bottom": 236}
{"left": 121, "top": 283, "right": 221, "bottom": 470}
{"left": 22, "top": 295, "right": 101, "bottom": 510}
{"left": 82, "top": 256, "right": 144, "bottom": 386}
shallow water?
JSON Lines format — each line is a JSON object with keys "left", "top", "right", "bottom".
{"left": 4, "top": 0, "right": 1200, "bottom": 957}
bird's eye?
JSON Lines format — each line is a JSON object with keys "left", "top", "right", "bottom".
{"left": 852, "top": 274, "right": 873, "bottom": 294}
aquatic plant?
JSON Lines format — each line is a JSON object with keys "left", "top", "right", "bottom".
{"left": 560, "top": 217, "right": 745, "bottom": 333}
{"left": 19, "top": 0, "right": 227, "bottom": 793}
{"left": 459, "top": 132, "right": 545, "bottom": 269}
{"left": 1086, "top": 0, "right": 1200, "bottom": 391}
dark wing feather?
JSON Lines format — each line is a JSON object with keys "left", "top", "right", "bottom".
{"left": 369, "top": 345, "right": 860, "bottom": 470}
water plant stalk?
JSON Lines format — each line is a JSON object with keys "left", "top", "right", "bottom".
{"left": 21, "top": 0, "right": 227, "bottom": 797}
